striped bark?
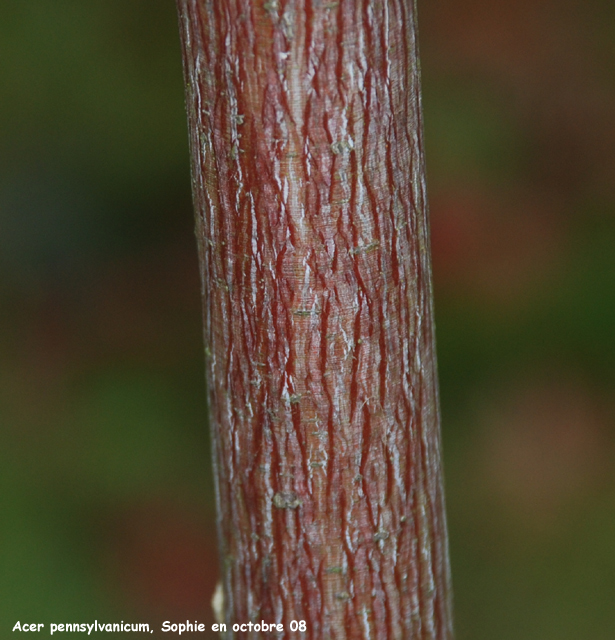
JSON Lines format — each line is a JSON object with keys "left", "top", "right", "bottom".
{"left": 176, "top": 1, "right": 453, "bottom": 638}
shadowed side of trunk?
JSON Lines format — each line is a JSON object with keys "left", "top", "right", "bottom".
{"left": 176, "top": 1, "right": 453, "bottom": 638}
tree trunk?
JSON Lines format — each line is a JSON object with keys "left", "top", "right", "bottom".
{"left": 176, "top": 1, "right": 453, "bottom": 638}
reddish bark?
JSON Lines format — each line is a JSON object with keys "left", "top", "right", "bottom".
{"left": 176, "top": 1, "right": 453, "bottom": 638}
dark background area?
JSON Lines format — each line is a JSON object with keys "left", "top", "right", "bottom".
{"left": 1, "top": 1, "right": 615, "bottom": 638}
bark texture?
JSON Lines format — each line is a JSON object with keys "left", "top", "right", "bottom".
{"left": 176, "top": 1, "right": 453, "bottom": 638}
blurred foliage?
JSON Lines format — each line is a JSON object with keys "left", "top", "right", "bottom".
{"left": 1, "top": 1, "right": 615, "bottom": 638}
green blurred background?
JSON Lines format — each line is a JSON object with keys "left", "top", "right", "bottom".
{"left": 1, "top": 1, "right": 615, "bottom": 638}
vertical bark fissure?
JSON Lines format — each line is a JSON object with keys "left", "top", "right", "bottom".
{"left": 177, "top": 1, "right": 453, "bottom": 638}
